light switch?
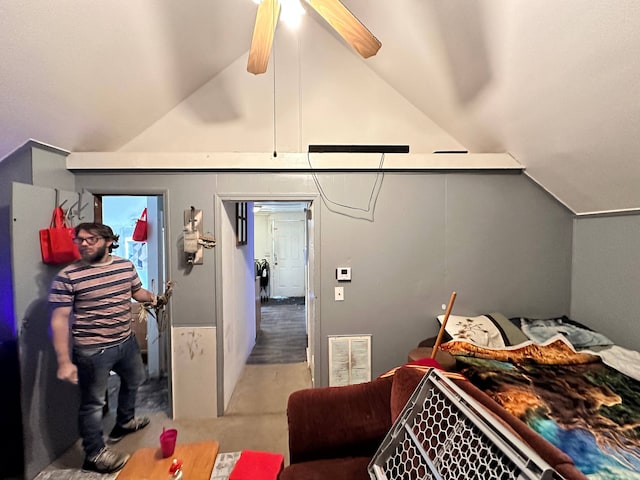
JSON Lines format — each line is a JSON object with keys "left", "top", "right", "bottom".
{"left": 335, "top": 286, "right": 344, "bottom": 301}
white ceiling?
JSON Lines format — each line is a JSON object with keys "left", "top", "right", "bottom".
{"left": 1, "top": 0, "right": 639, "bottom": 215}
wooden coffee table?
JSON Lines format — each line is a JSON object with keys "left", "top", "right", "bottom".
{"left": 117, "top": 440, "right": 219, "bottom": 480}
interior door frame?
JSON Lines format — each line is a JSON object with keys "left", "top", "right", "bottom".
{"left": 91, "top": 189, "right": 172, "bottom": 415}
{"left": 214, "top": 193, "right": 321, "bottom": 416}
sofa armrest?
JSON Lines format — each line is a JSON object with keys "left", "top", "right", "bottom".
{"left": 287, "top": 376, "right": 393, "bottom": 464}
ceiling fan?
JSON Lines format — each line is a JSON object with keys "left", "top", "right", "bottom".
{"left": 247, "top": 0, "right": 381, "bottom": 75}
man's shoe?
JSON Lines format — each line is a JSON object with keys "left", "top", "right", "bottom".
{"left": 108, "top": 416, "right": 150, "bottom": 443}
{"left": 82, "top": 447, "right": 130, "bottom": 474}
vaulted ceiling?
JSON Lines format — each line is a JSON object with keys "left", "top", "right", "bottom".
{"left": 1, "top": 1, "right": 639, "bottom": 215}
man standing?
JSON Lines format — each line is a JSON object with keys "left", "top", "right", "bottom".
{"left": 49, "top": 222, "right": 155, "bottom": 474}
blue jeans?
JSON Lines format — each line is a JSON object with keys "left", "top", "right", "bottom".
{"left": 74, "top": 334, "right": 145, "bottom": 457}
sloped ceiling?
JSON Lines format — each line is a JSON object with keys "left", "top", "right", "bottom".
{"left": 1, "top": 0, "right": 639, "bottom": 215}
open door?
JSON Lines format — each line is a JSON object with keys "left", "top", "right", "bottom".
{"left": 98, "top": 194, "right": 171, "bottom": 415}
{"left": 11, "top": 182, "right": 93, "bottom": 480}
{"left": 305, "top": 203, "right": 316, "bottom": 385}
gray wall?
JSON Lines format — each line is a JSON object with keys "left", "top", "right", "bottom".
{"left": 31, "top": 147, "right": 74, "bottom": 191}
{"left": 75, "top": 170, "right": 574, "bottom": 385}
{"left": 318, "top": 173, "right": 573, "bottom": 382}
{"left": 571, "top": 214, "right": 640, "bottom": 350}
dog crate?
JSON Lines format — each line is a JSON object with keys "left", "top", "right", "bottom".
{"left": 369, "top": 369, "right": 564, "bottom": 480}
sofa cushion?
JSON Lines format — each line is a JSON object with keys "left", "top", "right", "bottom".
{"left": 279, "top": 457, "right": 371, "bottom": 480}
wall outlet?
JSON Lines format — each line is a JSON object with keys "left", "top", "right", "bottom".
{"left": 335, "top": 286, "right": 345, "bottom": 301}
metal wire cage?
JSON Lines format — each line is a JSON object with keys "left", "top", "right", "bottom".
{"left": 368, "top": 369, "right": 565, "bottom": 480}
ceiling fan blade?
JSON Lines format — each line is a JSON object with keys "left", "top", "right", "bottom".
{"left": 306, "top": 0, "right": 381, "bottom": 58}
{"left": 247, "top": 0, "right": 281, "bottom": 75}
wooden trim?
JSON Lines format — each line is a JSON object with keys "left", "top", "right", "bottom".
{"left": 66, "top": 152, "right": 523, "bottom": 172}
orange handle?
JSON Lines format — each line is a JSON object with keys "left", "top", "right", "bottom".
{"left": 431, "top": 291, "right": 457, "bottom": 359}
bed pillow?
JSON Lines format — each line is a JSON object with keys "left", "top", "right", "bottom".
{"left": 437, "top": 312, "right": 529, "bottom": 348}
{"left": 510, "top": 315, "right": 613, "bottom": 349}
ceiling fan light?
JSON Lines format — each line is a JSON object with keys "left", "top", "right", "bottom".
{"left": 280, "top": 0, "right": 305, "bottom": 28}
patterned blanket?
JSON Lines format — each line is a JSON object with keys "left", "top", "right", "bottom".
{"left": 441, "top": 340, "right": 640, "bottom": 479}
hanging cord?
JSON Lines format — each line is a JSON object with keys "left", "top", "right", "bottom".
{"left": 307, "top": 152, "right": 386, "bottom": 222}
{"left": 272, "top": 46, "right": 277, "bottom": 158}
{"left": 297, "top": 31, "right": 303, "bottom": 152}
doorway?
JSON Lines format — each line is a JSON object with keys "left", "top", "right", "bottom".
{"left": 99, "top": 194, "right": 171, "bottom": 415}
{"left": 249, "top": 202, "right": 308, "bottom": 365}
{"left": 217, "top": 197, "right": 317, "bottom": 416}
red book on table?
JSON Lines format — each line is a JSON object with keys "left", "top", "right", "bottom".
{"left": 229, "top": 450, "right": 284, "bottom": 480}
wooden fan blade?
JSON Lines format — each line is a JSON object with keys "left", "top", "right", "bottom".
{"left": 247, "top": 0, "right": 281, "bottom": 75}
{"left": 306, "top": 0, "right": 381, "bottom": 58}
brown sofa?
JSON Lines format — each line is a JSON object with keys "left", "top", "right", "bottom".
{"left": 280, "top": 364, "right": 588, "bottom": 480}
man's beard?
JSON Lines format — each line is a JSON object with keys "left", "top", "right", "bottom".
{"left": 82, "top": 244, "right": 108, "bottom": 263}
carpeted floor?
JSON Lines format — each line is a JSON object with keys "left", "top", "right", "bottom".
{"left": 34, "top": 363, "right": 312, "bottom": 480}
{"left": 107, "top": 374, "right": 169, "bottom": 415}
{"left": 247, "top": 297, "right": 307, "bottom": 364}
{"left": 32, "top": 298, "right": 308, "bottom": 479}
{"left": 105, "top": 296, "right": 307, "bottom": 413}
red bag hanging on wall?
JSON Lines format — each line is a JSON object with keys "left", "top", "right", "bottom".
{"left": 132, "top": 208, "right": 148, "bottom": 242}
{"left": 39, "top": 207, "right": 81, "bottom": 264}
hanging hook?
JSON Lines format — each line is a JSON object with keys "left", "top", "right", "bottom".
{"left": 55, "top": 188, "right": 68, "bottom": 209}
{"left": 77, "top": 203, "right": 89, "bottom": 220}
{"left": 76, "top": 192, "right": 88, "bottom": 220}
{"left": 66, "top": 199, "right": 80, "bottom": 220}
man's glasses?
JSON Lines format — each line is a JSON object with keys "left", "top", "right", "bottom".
{"left": 73, "top": 235, "right": 103, "bottom": 246}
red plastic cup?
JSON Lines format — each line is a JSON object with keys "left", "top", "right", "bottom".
{"left": 159, "top": 427, "right": 178, "bottom": 458}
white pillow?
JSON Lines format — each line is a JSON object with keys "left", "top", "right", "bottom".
{"left": 438, "top": 314, "right": 508, "bottom": 348}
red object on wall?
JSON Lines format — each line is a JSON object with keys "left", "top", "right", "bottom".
{"left": 132, "top": 208, "right": 148, "bottom": 242}
{"left": 39, "top": 207, "right": 81, "bottom": 264}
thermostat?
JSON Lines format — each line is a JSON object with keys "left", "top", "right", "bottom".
{"left": 336, "top": 267, "right": 351, "bottom": 282}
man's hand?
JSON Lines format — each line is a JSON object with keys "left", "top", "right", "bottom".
{"left": 57, "top": 362, "right": 78, "bottom": 384}
{"left": 51, "top": 306, "right": 76, "bottom": 384}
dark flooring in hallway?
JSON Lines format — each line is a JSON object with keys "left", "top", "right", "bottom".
{"left": 247, "top": 297, "right": 307, "bottom": 364}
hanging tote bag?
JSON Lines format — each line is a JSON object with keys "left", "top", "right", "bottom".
{"left": 132, "top": 208, "right": 148, "bottom": 242}
{"left": 39, "top": 207, "right": 81, "bottom": 264}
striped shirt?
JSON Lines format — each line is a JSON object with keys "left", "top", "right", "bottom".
{"left": 49, "top": 256, "right": 142, "bottom": 349}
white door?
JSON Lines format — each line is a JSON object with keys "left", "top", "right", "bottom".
{"left": 271, "top": 219, "right": 305, "bottom": 297}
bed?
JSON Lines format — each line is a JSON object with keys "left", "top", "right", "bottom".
{"left": 436, "top": 313, "right": 640, "bottom": 480}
